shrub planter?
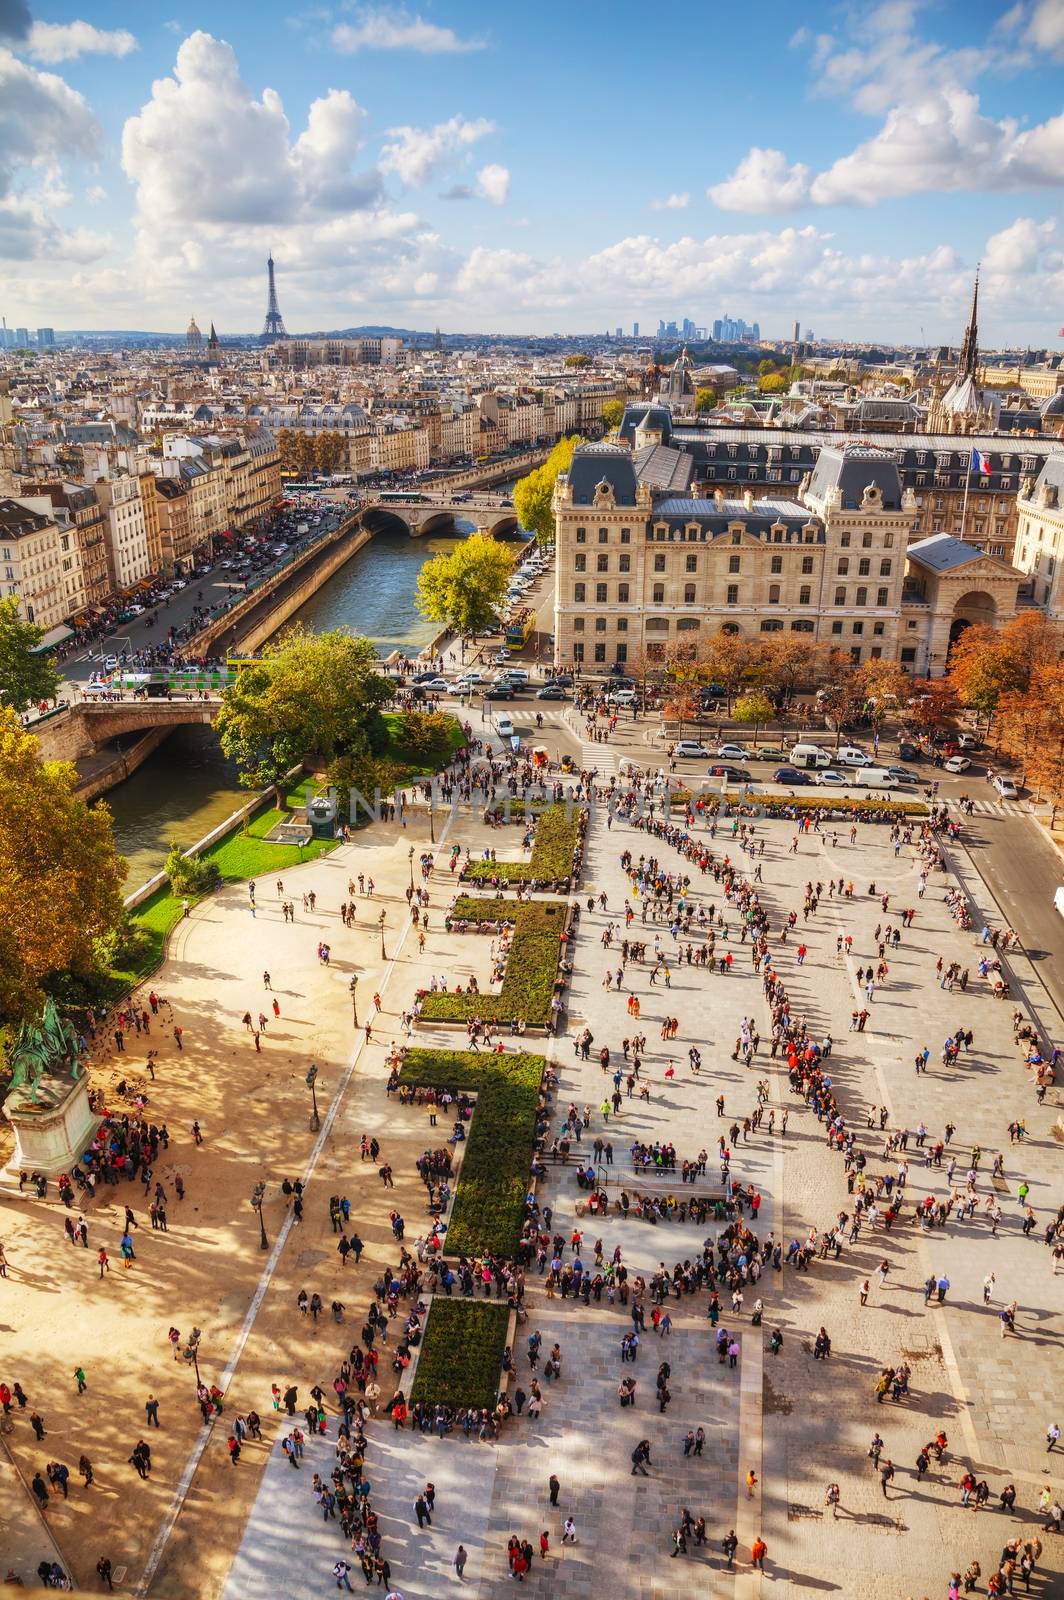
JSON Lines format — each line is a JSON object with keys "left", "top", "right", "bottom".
{"left": 459, "top": 803, "right": 587, "bottom": 892}
{"left": 418, "top": 898, "right": 571, "bottom": 1030}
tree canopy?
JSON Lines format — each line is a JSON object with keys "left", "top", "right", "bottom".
{"left": 564, "top": 353, "right": 591, "bottom": 368}
{"left": 0, "top": 597, "right": 62, "bottom": 713}
{"left": 600, "top": 399, "right": 624, "bottom": 431}
{"left": 0, "top": 708, "right": 126, "bottom": 1025}
{"left": 512, "top": 435, "right": 582, "bottom": 546}
{"left": 216, "top": 626, "right": 393, "bottom": 788}
{"left": 948, "top": 612, "right": 1063, "bottom": 726}
{"left": 758, "top": 374, "right": 787, "bottom": 394}
{"left": 415, "top": 532, "right": 514, "bottom": 642}
{"left": 694, "top": 386, "right": 717, "bottom": 412}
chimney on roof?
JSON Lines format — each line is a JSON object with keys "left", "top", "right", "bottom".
{"left": 743, "top": 488, "right": 754, "bottom": 511}
{"left": 713, "top": 487, "right": 726, "bottom": 508}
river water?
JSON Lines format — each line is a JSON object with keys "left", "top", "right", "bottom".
{"left": 104, "top": 527, "right": 466, "bottom": 888}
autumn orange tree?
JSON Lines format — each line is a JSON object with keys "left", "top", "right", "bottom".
{"left": 1002, "top": 661, "right": 1064, "bottom": 819}
{"left": 700, "top": 631, "right": 764, "bottom": 709}
{"left": 0, "top": 709, "right": 126, "bottom": 1026}
{"left": 949, "top": 612, "right": 1064, "bottom": 733}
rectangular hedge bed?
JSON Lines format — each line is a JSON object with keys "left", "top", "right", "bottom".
{"left": 410, "top": 1299, "right": 510, "bottom": 1412}
{"left": 397, "top": 1046, "right": 544, "bottom": 1257}
{"left": 419, "top": 898, "right": 567, "bottom": 1028}
{"left": 460, "top": 802, "right": 586, "bottom": 890}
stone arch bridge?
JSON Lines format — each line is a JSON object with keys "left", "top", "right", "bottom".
{"left": 359, "top": 497, "right": 521, "bottom": 540}
{"left": 33, "top": 697, "right": 221, "bottom": 764}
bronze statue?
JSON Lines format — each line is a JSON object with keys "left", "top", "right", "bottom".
{"left": 7, "top": 997, "right": 81, "bottom": 1103}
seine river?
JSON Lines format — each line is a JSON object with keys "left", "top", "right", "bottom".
{"left": 104, "top": 528, "right": 466, "bottom": 889}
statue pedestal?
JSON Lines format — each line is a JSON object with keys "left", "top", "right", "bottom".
{"left": 2, "top": 1075, "right": 100, "bottom": 1179}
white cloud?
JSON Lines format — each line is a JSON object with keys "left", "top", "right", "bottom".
{"left": 86, "top": 183, "right": 107, "bottom": 203}
{"left": 439, "top": 183, "right": 472, "bottom": 201}
{"left": 710, "top": 148, "right": 811, "bottom": 211}
{"left": 332, "top": 8, "right": 482, "bottom": 54}
{"left": 26, "top": 20, "right": 138, "bottom": 63}
{"left": 380, "top": 114, "right": 493, "bottom": 187}
{"left": 650, "top": 192, "right": 690, "bottom": 211}
{"left": 0, "top": 47, "right": 101, "bottom": 193}
{"left": 476, "top": 163, "right": 509, "bottom": 205}
{"left": 1024, "top": 0, "right": 1064, "bottom": 59}
{"left": 122, "top": 33, "right": 380, "bottom": 225}
{"left": 712, "top": 87, "right": 1064, "bottom": 212}
{"left": 983, "top": 214, "right": 1057, "bottom": 275}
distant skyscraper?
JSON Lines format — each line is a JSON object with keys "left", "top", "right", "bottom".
{"left": 186, "top": 316, "right": 203, "bottom": 352}
{"left": 633, "top": 322, "right": 639, "bottom": 338}
{"left": 657, "top": 319, "right": 666, "bottom": 337}
{"left": 36, "top": 327, "right": 55, "bottom": 347}
{"left": 261, "top": 252, "right": 288, "bottom": 343}
{"left": 751, "top": 323, "right": 760, "bottom": 343}
{"left": 682, "top": 317, "right": 695, "bottom": 338}
{"left": 15, "top": 327, "right": 28, "bottom": 347}
{"left": 806, "top": 328, "right": 814, "bottom": 343}
{"left": 615, "top": 326, "right": 622, "bottom": 339}
{"left": 712, "top": 319, "right": 723, "bottom": 341}
{"left": 791, "top": 320, "right": 800, "bottom": 342}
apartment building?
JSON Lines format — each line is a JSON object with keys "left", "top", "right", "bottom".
{"left": 1014, "top": 454, "right": 1064, "bottom": 616}
{"left": 0, "top": 496, "right": 68, "bottom": 635}
{"left": 95, "top": 474, "right": 151, "bottom": 590}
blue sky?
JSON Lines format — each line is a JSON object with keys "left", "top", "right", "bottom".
{"left": 2, "top": 0, "right": 1063, "bottom": 341}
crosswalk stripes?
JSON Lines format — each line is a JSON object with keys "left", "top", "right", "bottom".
{"left": 963, "top": 799, "right": 1025, "bottom": 818}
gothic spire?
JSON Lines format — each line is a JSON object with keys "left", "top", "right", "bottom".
{"left": 959, "top": 267, "right": 979, "bottom": 379}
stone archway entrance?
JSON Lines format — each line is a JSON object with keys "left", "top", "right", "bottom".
{"left": 948, "top": 590, "right": 997, "bottom": 654}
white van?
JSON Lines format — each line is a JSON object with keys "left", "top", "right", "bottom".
{"left": 836, "top": 746, "right": 872, "bottom": 767}
{"left": 789, "top": 743, "right": 831, "bottom": 769}
{"left": 858, "top": 768, "right": 900, "bottom": 789}
{"left": 495, "top": 714, "right": 515, "bottom": 739}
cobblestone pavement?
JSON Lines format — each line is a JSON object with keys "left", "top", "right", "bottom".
{"left": 5, "top": 788, "right": 1063, "bottom": 1598}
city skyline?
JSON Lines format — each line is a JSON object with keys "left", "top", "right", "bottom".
{"left": 1, "top": 0, "right": 1063, "bottom": 341}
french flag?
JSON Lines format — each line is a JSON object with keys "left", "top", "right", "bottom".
{"left": 971, "top": 448, "right": 991, "bottom": 474}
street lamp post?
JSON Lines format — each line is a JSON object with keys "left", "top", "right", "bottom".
{"left": 378, "top": 909, "right": 387, "bottom": 960}
{"left": 428, "top": 783, "right": 435, "bottom": 843}
{"left": 306, "top": 1064, "right": 320, "bottom": 1132}
{"left": 408, "top": 844, "right": 415, "bottom": 891}
{"left": 349, "top": 974, "right": 359, "bottom": 1028}
{"left": 250, "top": 1181, "right": 268, "bottom": 1250}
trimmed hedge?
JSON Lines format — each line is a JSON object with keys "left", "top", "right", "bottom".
{"left": 398, "top": 1046, "right": 544, "bottom": 1257}
{"left": 461, "top": 802, "right": 585, "bottom": 888}
{"left": 665, "top": 789, "right": 928, "bottom": 820}
{"left": 410, "top": 1300, "right": 510, "bottom": 1411}
{"left": 419, "top": 898, "right": 567, "bottom": 1027}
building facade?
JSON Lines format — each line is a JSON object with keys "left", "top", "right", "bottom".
{"left": 0, "top": 496, "right": 68, "bottom": 634}
{"left": 552, "top": 442, "right": 1023, "bottom": 677}
{"left": 1014, "top": 455, "right": 1064, "bottom": 617}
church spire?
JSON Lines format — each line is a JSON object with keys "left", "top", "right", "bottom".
{"left": 959, "top": 267, "right": 979, "bottom": 378}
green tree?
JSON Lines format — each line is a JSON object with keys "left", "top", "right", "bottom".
{"left": 0, "top": 598, "right": 62, "bottom": 713}
{"left": 694, "top": 386, "right": 717, "bottom": 412}
{"left": 733, "top": 691, "right": 774, "bottom": 743}
{"left": 314, "top": 430, "right": 347, "bottom": 474}
{"left": 416, "top": 532, "right": 514, "bottom": 646}
{"left": 0, "top": 708, "right": 126, "bottom": 1024}
{"left": 164, "top": 840, "right": 221, "bottom": 898}
{"left": 512, "top": 435, "right": 582, "bottom": 547}
{"left": 216, "top": 627, "right": 393, "bottom": 789}
{"left": 757, "top": 359, "right": 776, "bottom": 377}
{"left": 564, "top": 354, "right": 591, "bottom": 368}
{"left": 601, "top": 399, "right": 624, "bottom": 431}
{"left": 758, "top": 374, "right": 787, "bottom": 394}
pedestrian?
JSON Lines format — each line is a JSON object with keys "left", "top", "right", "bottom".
{"left": 751, "top": 1537, "right": 767, "bottom": 1570}
{"left": 74, "top": 1365, "right": 86, "bottom": 1394}
{"left": 145, "top": 1394, "right": 160, "bottom": 1427}
{"left": 96, "top": 1556, "right": 114, "bottom": 1591}
{"left": 548, "top": 1472, "right": 560, "bottom": 1505}
{"left": 334, "top": 1558, "right": 354, "bottom": 1592}
{"left": 746, "top": 1468, "right": 758, "bottom": 1498}
{"left": 453, "top": 1545, "right": 468, "bottom": 1578}
{"left": 561, "top": 1517, "right": 576, "bottom": 1544}
{"left": 880, "top": 1459, "right": 895, "bottom": 1497}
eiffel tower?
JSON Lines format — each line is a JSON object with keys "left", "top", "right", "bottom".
{"left": 261, "top": 251, "right": 288, "bottom": 342}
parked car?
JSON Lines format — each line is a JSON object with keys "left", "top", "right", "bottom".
{"left": 608, "top": 689, "right": 637, "bottom": 705}
{"left": 708, "top": 764, "right": 752, "bottom": 782}
{"left": 774, "top": 767, "right": 814, "bottom": 786}
{"left": 944, "top": 754, "right": 972, "bottom": 772}
{"left": 753, "top": 746, "right": 786, "bottom": 761}
{"left": 716, "top": 743, "right": 750, "bottom": 760}
{"left": 993, "top": 775, "right": 1019, "bottom": 799}
{"left": 536, "top": 685, "right": 568, "bottom": 700}
{"left": 957, "top": 732, "right": 979, "bottom": 750}
{"left": 885, "top": 766, "right": 918, "bottom": 784}
{"left": 484, "top": 685, "right": 513, "bottom": 700}
{"left": 898, "top": 741, "right": 921, "bottom": 762}
{"left": 418, "top": 676, "right": 450, "bottom": 692}
{"left": 815, "top": 770, "right": 848, "bottom": 786}
{"left": 675, "top": 740, "right": 712, "bottom": 758}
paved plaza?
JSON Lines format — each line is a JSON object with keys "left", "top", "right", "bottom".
{"left": 2, "top": 761, "right": 1063, "bottom": 1598}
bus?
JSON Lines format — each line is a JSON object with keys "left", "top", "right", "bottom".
{"left": 380, "top": 490, "right": 427, "bottom": 504}
{"left": 505, "top": 608, "right": 535, "bottom": 651}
